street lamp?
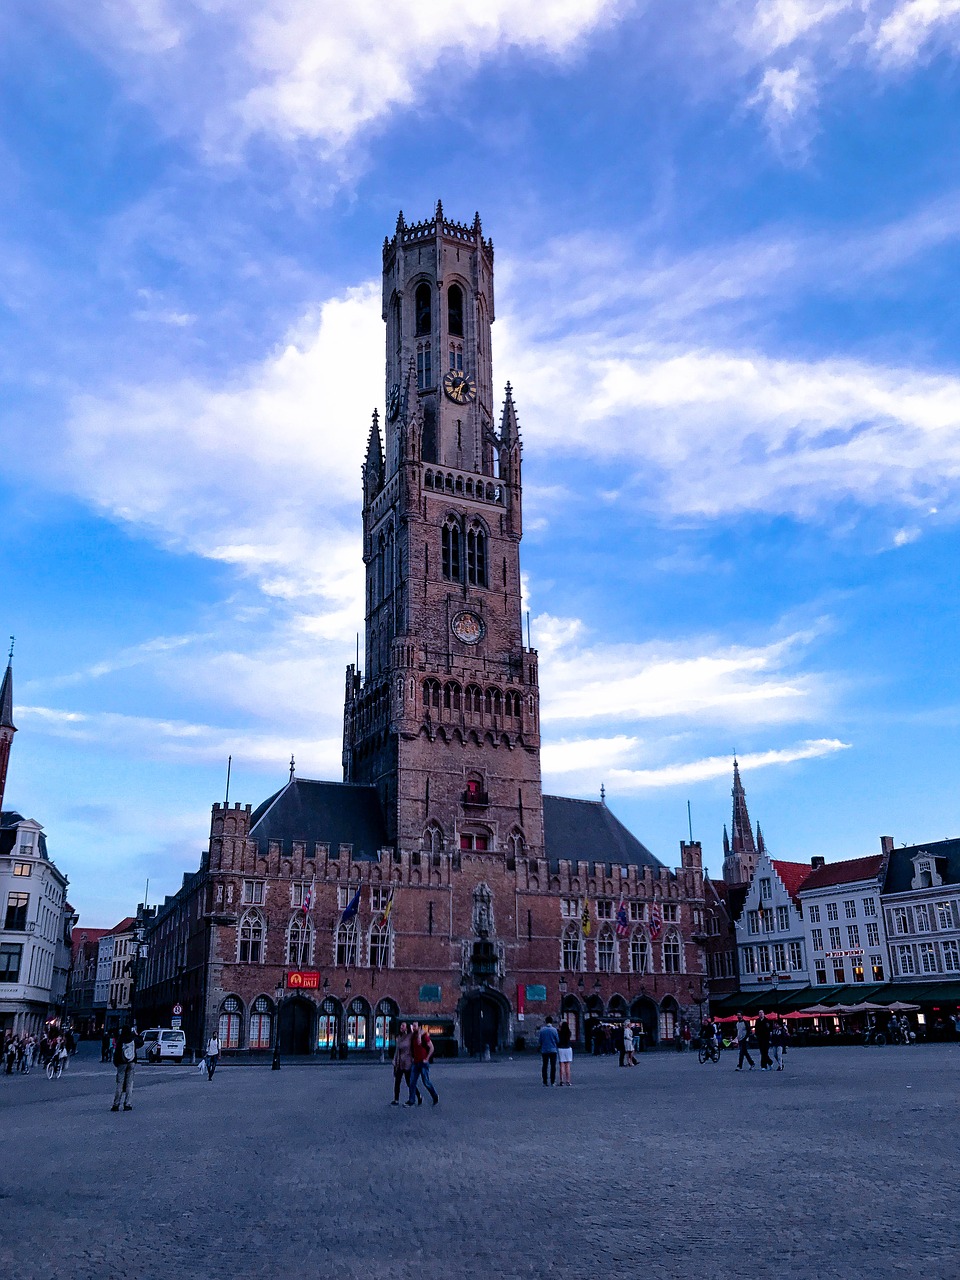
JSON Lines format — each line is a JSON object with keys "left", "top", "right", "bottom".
{"left": 272, "top": 980, "right": 283, "bottom": 1071}
{"left": 770, "top": 971, "right": 779, "bottom": 1019}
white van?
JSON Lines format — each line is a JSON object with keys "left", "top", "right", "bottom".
{"left": 140, "top": 1028, "right": 186, "bottom": 1063}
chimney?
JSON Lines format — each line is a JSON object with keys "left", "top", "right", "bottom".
{"left": 810, "top": 855, "right": 826, "bottom": 870}
{"left": 880, "top": 835, "right": 894, "bottom": 855}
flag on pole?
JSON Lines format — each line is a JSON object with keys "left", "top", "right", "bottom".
{"left": 581, "top": 897, "right": 592, "bottom": 937}
{"left": 375, "top": 889, "right": 395, "bottom": 930}
{"left": 302, "top": 878, "right": 315, "bottom": 916}
{"left": 649, "top": 902, "right": 663, "bottom": 941}
{"left": 615, "top": 898, "right": 629, "bottom": 938}
{"left": 339, "top": 884, "right": 362, "bottom": 925}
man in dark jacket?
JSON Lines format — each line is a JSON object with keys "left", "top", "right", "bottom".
{"left": 111, "top": 1024, "right": 143, "bottom": 1112}
{"left": 755, "top": 1010, "right": 772, "bottom": 1070}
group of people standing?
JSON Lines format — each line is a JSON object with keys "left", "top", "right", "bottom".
{"left": 734, "top": 1011, "right": 789, "bottom": 1071}
{"left": 3, "top": 1029, "right": 74, "bottom": 1075}
{"left": 391, "top": 1021, "right": 440, "bottom": 1107}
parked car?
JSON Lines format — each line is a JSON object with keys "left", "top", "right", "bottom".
{"left": 140, "top": 1028, "right": 186, "bottom": 1063}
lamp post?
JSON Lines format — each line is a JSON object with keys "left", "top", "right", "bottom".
{"left": 272, "top": 978, "right": 283, "bottom": 1070}
{"left": 770, "top": 971, "right": 779, "bottom": 1020}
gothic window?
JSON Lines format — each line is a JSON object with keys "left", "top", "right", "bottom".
{"left": 238, "top": 910, "right": 265, "bottom": 964}
{"left": 597, "top": 927, "right": 616, "bottom": 973}
{"left": 662, "top": 931, "right": 683, "bottom": 974}
{"left": 630, "top": 930, "right": 649, "bottom": 974}
{"left": 448, "top": 283, "right": 464, "bottom": 336}
{"left": 484, "top": 688, "right": 502, "bottom": 717}
{"left": 219, "top": 997, "right": 242, "bottom": 1049}
{"left": 417, "top": 342, "right": 432, "bottom": 390}
{"left": 422, "top": 400, "right": 438, "bottom": 463}
{"left": 505, "top": 691, "right": 521, "bottom": 719}
{"left": 466, "top": 525, "right": 487, "bottom": 586}
{"left": 443, "top": 681, "right": 461, "bottom": 711}
{"left": 336, "top": 921, "right": 360, "bottom": 967}
{"left": 286, "top": 916, "right": 314, "bottom": 967}
{"left": 441, "top": 521, "right": 461, "bottom": 581}
{"left": 422, "top": 823, "right": 444, "bottom": 854}
{"left": 508, "top": 830, "right": 525, "bottom": 859}
{"left": 393, "top": 295, "right": 402, "bottom": 362}
{"left": 562, "top": 923, "right": 584, "bottom": 971}
{"left": 465, "top": 684, "right": 482, "bottom": 716}
{"left": 422, "top": 679, "right": 441, "bottom": 710}
{"left": 415, "top": 282, "right": 432, "bottom": 336}
{"left": 369, "top": 922, "right": 391, "bottom": 969}
{"left": 248, "top": 996, "right": 273, "bottom": 1050}
{"left": 449, "top": 343, "right": 463, "bottom": 370}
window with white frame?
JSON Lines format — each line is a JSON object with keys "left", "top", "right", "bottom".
{"left": 562, "top": 923, "right": 583, "bottom": 971}
{"left": 776, "top": 905, "right": 790, "bottom": 931}
{"left": 369, "top": 922, "right": 390, "bottom": 969}
{"left": 242, "top": 880, "right": 264, "bottom": 905}
{"left": 773, "top": 943, "right": 787, "bottom": 970}
{"left": 918, "top": 941, "right": 937, "bottom": 974}
{"left": 742, "top": 947, "right": 757, "bottom": 974}
{"left": 286, "top": 917, "right": 314, "bottom": 967}
{"left": 662, "top": 903, "right": 678, "bottom": 923}
{"left": 808, "top": 904, "right": 821, "bottom": 923}
{"left": 832, "top": 959, "right": 845, "bottom": 983}
{"left": 943, "top": 940, "right": 960, "bottom": 972}
{"left": 629, "top": 902, "right": 645, "bottom": 922}
{"left": 863, "top": 898, "right": 877, "bottom": 917}
{"left": 760, "top": 878, "right": 772, "bottom": 901}
{"left": 757, "top": 944, "right": 770, "bottom": 972}
{"left": 291, "top": 882, "right": 308, "bottom": 907}
{"left": 218, "top": 996, "right": 242, "bottom": 1049}
{"left": 630, "top": 930, "right": 649, "bottom": 974}
{"left": 826, "top": 902, "right": 838, "bottom": 921}
{"left": 249, "top": 996, "right": 273, "bottom": 1050}
{"left": 811, "top": 927, "right": 824, "bottom": 952}
{"left": 371, "top": 886, "right": 391, "bottom": 912}
{"left": 844, "top": 900, "right": 857, "bottom": 919}
{"left": 662, "top": 932, "right": 682, "bottom": 974}
{"left": 937, "top": 901, "right": 954, "bottom": 930}
{"left": 748, "top": 910, "right": 760, "bottom": 935}
{"left": 12, "top": 862, "right": 31, "bottom": 877}
{"left": 561, "top": 898, "right": 579, "bottom": 919}
{"left": 847, "top": 925, "right": 860, "bottom": 948}
{"left": 238, "top": 910, "right": 265, "bottom": 963}
{"left": 596, "top": 900, "right": 613, "bottom": 920}
{"left": 895, "top": 944, "right": 915, "bottom": 975}
{"left": 915, "top": 905, "right": 931, "bottom": 932}
{"left": 814, "top": 959, "right": 827, "bottom": 984}
{"left": 892, "top": 906, "right": 910, "bottom": 934}
{"left": 336, "top": 921, "right": 360, "bottom": 967}
{"left": 597, "top": 927, "right": 616, "bottom": 972}
{"left": 789, "top": 940, "right": 804, "bottom": 971}
{"left": 871, "top": 954, "right": 884, "bottom": 981}
{"left": 866, "top": 922, "right": 880, "bottom": 947}
{"left": 828, "top": 927, "right": 842, "bottom": 950}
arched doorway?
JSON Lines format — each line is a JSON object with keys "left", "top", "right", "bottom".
{"left": 561, "top": 994, "right": 582, "bottom": 1045}
{"left": 660, "top": 996, "right": 680, "bottom": 1044}
{"left": 631, "top": 996, "right": 659, "bottom": 1048}
{"left": 461, "top": 992, "right": 503, "bottom": 1055}
{"left": 278, "top": 996, "right": 314, "bottom": 1055}
{"left": 375, "top": 999, "right": 399, "bottom": 1052}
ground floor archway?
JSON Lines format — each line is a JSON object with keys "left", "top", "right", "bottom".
{"left": 460, "top": 990, "right": 508, "bottom": 1055}
{"left": 278, "top": 996, "right": 314, "bottom": 1055}
{"left": 631, "top": 996, "right": 659, "bottom": 1047}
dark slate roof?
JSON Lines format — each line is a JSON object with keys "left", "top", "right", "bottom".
{"left": 884, "top": 837, "right": 960, "bottom": 894}
{"left": 249, "top": 777, "right": 388, "bottom": 861}
{"left": 0, "top": 811, "right": 48, "bottom": 860}
{"left": 803, "top": 854, "right": 884, "bottom": 891}
{"left": 542, "top": 795, "right": 662, "bottom": 873}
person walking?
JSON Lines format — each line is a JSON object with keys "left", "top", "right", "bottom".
{"left": 770, "top": 1017, "right": 785, "bottom": 1070}
{"left": 615, "top": 1021, "right": 626, "bottom": 1067}
{"left": 623, "top": 1021, "right": 636, "bottom": 1067}
{"left": 735, "top": 1013, "right": 755, "bottom": 1071}
{"left": 755, "top": 1010, "right": 772, "bottom": 1070}
{"left": 538, "top": 1017, "right": 560, "bottom": 1086}
{"left": 101, "top": 1030, "right": 111, "bottom": 1063}
{"left": 205, "top": 1034, "right": 221, "bottom": 1080}
{"left": 557, "top": 1020, "right": 574, "bottom": 1086}
{"left": 392, "top": 1022, "right": 421, "bottom": 1105}
{"left": 111, "top": 1023, "right": 143, "bottom": 1111}
{"left": 406, "top": 1023, "right": 439, "bottom": 1106}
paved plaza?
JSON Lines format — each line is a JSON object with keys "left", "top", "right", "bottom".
{"left": 0, "top": 1043, "right": 957, "bottom": 1280}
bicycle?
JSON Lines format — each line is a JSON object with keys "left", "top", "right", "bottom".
{"left": 46, "top": 1053, "right": 66, "bottom": 1080}
{"left": 863, "top": 1029, "right": 887, "bottom": 1047}
{"left": 698, "top": 1040, "right": 721, "bottom": 1064}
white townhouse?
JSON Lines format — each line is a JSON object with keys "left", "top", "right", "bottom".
{"left": 881, "top": 838, "right": 960, "bottom": 981}
{"left": 735, "top": 853, "right": 811, "bottom": 996}
{"left": 797, "top": 852, "right": 889, "bottom": 988}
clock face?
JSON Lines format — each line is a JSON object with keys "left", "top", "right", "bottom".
{"left": 451, "top": 610, "right": 485, "bottom": 645}
{"left": 387, "top": 382, "right": 402, "bottom": 420}
{"left": 443, "top": 370, "right": 477, "bottom": 405}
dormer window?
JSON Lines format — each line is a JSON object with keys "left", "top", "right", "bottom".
{"left": 911, "top": 853, "right": 943, "bottom": 889}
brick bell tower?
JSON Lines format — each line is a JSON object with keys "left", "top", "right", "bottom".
{"left": 343, "top": 202, "right": 544, "bottom": 862}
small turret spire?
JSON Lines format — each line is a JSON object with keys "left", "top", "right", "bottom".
{"left": 435, "top": 198, "right": 443, "bottom": 221}
{"left": 600, "top": 783, "right": 606, "bottom": 804}
{"left": 289, "top": 754, "right": 296, "bottom": 781}
{"left": 0, "top": 640, "right": 17, "bottom": 813}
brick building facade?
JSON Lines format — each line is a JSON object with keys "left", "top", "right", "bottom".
{"left": 137, "top": 205, "right": 707, "bottom": 1055}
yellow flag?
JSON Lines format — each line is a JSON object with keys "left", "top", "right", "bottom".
{"left": 581, "top": 897, "right": 592, "bottom": 937}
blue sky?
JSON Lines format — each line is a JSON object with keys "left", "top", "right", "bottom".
{"left": 4, "top": 0, "right": 960, "bottom": 925}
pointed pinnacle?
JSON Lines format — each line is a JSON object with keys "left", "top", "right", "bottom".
{"left": 435, "top": 198, "right": 443, "bottom": 220}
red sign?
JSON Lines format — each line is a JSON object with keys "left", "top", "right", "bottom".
{"left": 287, "top": 971, "right": 320, "bottom": 990}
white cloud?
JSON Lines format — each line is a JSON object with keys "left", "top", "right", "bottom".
{"left": 53, "top": 0, "right": 625, "bottom": 154}
{"left": 874, "top": 0, "right": 960, "bottom": 64}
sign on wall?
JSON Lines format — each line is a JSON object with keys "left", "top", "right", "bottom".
{"left": 419, "top": 984, "right": 442, "bottom": 1003}
{"left": 287, "top": 971, "right": 320, "bottom": 989}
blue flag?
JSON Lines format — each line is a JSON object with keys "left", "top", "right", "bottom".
{"left": 339, "top": 885, "right": 362, "bottom": 925}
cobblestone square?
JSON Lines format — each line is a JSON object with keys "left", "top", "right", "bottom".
{"left": 0, "top": 1044, "right": 956, "bottom": 1280}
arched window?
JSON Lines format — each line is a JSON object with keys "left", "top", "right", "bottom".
{"left": 415, "top": 282, "right": 431, "bottom": 336}
{"left": 346, "top": 998, "right": 370, "bottom": 1050}
{"left": 630, "top": 929, "right": 649, "bottom": 974}
{"left": 422, "top": 400, "right": 438, "bottom": 462}
{"left": 422, "top": 679, "right": 441, "bottom": 710}
{"left": 660, "top": 998, "right": 679, "bottom": 1041}
{"left": 336, "top": 921, "right": 359, "bottom": 967}
{"left": 466, "top": 526, "right": 487, "bottom": 586}
{"left": 287, "top": 916, "right": 314, "bottom": 967}
{"left": 249, "top": 995, "right": 273, "bottom": 1050}
{"left": 465, "top": 685, "right": 482, "bottom": 716}
{"left": 369, "top": 922, "right": 391, "bottom": 969}
{"left": 597, "top": 926, "right": 616, "bottom": 973}
{"left": 484, "top": 688, "right": 502, "bottom": 717}
{"left": 219, "top": 996, "right": 242, "bottom": 1048}
{"left": 448, "top": 284, "right": 464, "bottom": 336}
{"left": 422, "top": 823, "right": 444, "bottom": 854}
{"left": 392, "top": 294, "right": 402, "bottom": 362}
{"left": 663, "top": 931, "right": 683, "bottom": 974}
{"left": 442, "top": 521, "right": 461, "bottom": 581}
{"left": 562, "top": 923, "right": 584, "bottom": 971}
{"left": 449, "top": 343, "right": 463, "bottom": 370}
{"left": 443, "top": 681, "right": 461, "bottom": 712}
{"left": 417, "top": 341, "right": 432, "bottom": 390}
{"left": 238, "top": 910, "right": 265, "bottom": 964}
{"left": 317, "top": 997, "right": 340, "bottom": 1051}
{"left": 375, "top": 998, "right": 399, "bottom": 1051}
{"left": 509, "top": 829, "right": 525, "bottom": 860}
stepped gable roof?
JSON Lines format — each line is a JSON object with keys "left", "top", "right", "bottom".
{"left": 249, "top": 777, "right": 387, "bottom": 861}
{"left": 770, "top": 860, "right": 812, "bottom": 905}
{"left": 884, "top": 837, "right": 960, "bottom": 894}
{"left": 803, "top": 855, "right": 884, "bottom": 891}
{"left": 543, "top": 795, "right": 662, "bottom": 874}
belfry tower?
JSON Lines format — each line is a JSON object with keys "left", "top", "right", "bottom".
{"left": 343, "top": 204, "right": 544, "bottom": 861}
{"left": 722, "top": 758, "right": 763, "bottom": 885}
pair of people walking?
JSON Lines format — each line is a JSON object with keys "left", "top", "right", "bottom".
{"left": 538, "top": 1017, "right": 573, "bottom": 1086}
{"left": 391, "top": 1022, "right": 439, "bottom": 1107}
{"left": 735, "top": 1011, "right": 787, "bottom": 1071}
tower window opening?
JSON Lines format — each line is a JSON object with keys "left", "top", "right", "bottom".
{"left": 466, "top": 526, "right": 487, "bottom": 586}
{"left": 448, "top": 284, "right": 463, "bottom": 337}
{"left": 422, "top": 679, "right": 441, "bottom": 710}
{"left": 441, "top": 521, "right": 461, "bottom": 581}
{"left": 415, "top": 282, "right": 432, "bottom": 336}
{"left": 417, "top": 343, "right": 432, "bottom": 390}
{"left": 449, "top": 344, "right": 463, "bottom": 371}
{"left": 465, "top": 684, "right": 482, "bottom": 716}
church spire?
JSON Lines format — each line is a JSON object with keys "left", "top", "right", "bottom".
{"left": 722, "top": 758, "right": 759, "bottom": 887}
{"left": 0, "top": 640, "right": 17, "bottom": 814}
{"left": 363, "top": 409, "right": 384, "bottom": 505}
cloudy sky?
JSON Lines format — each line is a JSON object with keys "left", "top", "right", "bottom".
{"left": 4, "top": 0, "right": 960, "bottom": 925}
